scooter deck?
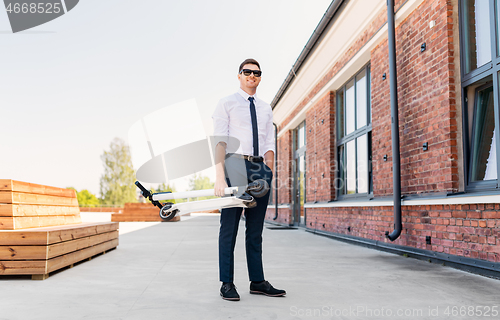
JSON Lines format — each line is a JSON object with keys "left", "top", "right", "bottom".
{"left": 162, "top": 196, "right": 253, "bottom": 217}
{"left": 134, "top": 180, "right": 268, "bottom": 221}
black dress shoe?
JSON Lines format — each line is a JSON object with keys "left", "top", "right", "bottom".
{"left": 220, "top": 283, "right": 240, "bottom": 301}
{"left": 250, "top": 281, "right": 286, "bottom": 297}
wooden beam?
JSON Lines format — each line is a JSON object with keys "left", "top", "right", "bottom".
{"left": 0, "top": 230, "right": 119, "bottom": 260}
{"left": 0, "top": 204, "right": 81, "bottom": 217}
{"left": 0, "top": 180, "right": 76, "bottom": 198}
{"left": 47, "top": 238, "right": 119, "bottom": 273}
{"left": 124, "top": 203, "right": 158, "bottom": 209}
{"left": 0, "top": 215, "right": 82, "bottom": 230}
{"left": 111, "top": 214, "right": 180, "bottom": 222}
{"left": 48, "top": 231, "right": 118, "bottom": 259}
{"left": 0, "top": 239, "right": 119, "bottom": 276}
{"left": 121, "top": 209, "right": 161, "bottom": 215}
{"left": 0, "top": 222, "right": 119, "bottom": 245}
{"left": 0, "top": 243, "right": 47, "bottom": 260}
{"left": 0, "top": 260, "right": 46, "bottom": 275}
{"left": 32, "top": 274, "right": 49, "bottom": 280}
{"left": 0, "top": 192, "right": 78, "bottom": 206}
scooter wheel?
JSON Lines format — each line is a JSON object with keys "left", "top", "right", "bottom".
{"left": 159, "top": 203, "right": 177, "bottom": 221}
{"left": 247, "top": 179, "right": 269, "bottom": 198}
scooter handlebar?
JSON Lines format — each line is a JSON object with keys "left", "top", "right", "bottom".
{"left": 134, "top": 181, "right": 164, "bottom": 210}
{"left": 135, "top": 181, "right": 151, "bottom": 198}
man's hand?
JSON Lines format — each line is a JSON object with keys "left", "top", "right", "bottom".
{"left": 214, "top": 174, "right": 228, "bottom": 197}
{"left": 264, "top": 150, "right": 275, "bottom": 174}
{"left": 214, "top": 142, "right": 227, "bottom": 197}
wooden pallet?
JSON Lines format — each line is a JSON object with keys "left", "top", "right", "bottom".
{"left": 111, "top": 202, "right": 180, "bottom": 222}
{"left": 0, "top": 180, "right": 81, "bottom": 230}
{"left": 80, "top": 207, "right": 123, "bottom": 213}
{"left": 0, "top": 222, "right": 119, "bottom": 279}
{"left": 111, "top": 214, "right": 181, "bottom": 222}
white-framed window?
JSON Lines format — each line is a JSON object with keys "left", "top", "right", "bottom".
{"left": 337, "top": 64, "right": 372, "bottom": 197}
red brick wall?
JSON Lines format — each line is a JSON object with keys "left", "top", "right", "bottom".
{"left": 306, "top": 204, "right": 500, "bottom": 263}
{"left": 281, "top": 21, "right": 381, "bottom": 128}
{"left": 275, "top": 130, "right": 292, "bottom": 208}
{"left": 305, "top": 92, "right": 336, "bottom": 202}
{"left": 371, "top": 0, "right": 459, "bottom": 196}
{"left": 279, "top": 0, "right": 406, "bottom": 130}
{"left": 276, "top": 0, "right": 460, "bottom": 198}
{"left": 268, "top": 0, "right": 499, "bottom": 265}
{"left": 273, "top": 0, "right": 461, "bottom": 202}
{"left": 266, "top": 207, "right": 292, "bottom": 225}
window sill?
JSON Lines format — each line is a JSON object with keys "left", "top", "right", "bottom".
{"left": 303, "top": 192, "right": 500, "bottom": 208}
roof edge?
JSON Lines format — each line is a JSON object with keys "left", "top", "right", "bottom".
{"left": 271, "top": 0, "right": 346, "bottom": 109}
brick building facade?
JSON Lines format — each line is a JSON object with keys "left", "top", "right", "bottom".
{"left": 267, "top": 0, "right": 500, "bottom": 271}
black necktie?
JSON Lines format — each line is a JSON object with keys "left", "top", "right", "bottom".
{"left": 248, "top": 97, "right": 259, "bottom": 156}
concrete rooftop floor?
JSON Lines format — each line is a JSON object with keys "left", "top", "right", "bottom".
{"left": 1, "top": 213, "right": 499, "bottom": 320}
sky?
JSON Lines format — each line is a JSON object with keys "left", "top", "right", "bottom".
{"left": 0, "top": 0, "right": 332, "bottom": 194}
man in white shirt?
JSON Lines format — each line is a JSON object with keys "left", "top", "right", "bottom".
{"left": 212, "top": 59, "right": 286, "bottom": 301}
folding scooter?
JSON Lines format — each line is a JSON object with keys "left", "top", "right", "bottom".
{"left": 135, "top": 179, "right": 269, "bottom": 221}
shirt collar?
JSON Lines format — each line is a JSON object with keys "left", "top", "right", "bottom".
{"left": 238, "top": 88, "right": 257, "bottom": 101}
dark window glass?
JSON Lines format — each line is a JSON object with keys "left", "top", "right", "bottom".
{"left": 460, "top": 0, "right": 500, "bottom": 190}
{"left": 497, "top": 0, "right": 500, "bottom": 56}
{"left": 470, "top": 84, "right": 497, "bottom": 181}
{"left": 367, "top": 68, "right": 372, "bottom": 124}
{"left": 357, "top": 134, "right": 368, "bottom": 193}
{"left": 338, "top": 90, "right": 344, "bottom": 139}
{"left": 368, "top": 132, "right": 373, "bottom": 193}
{"left": 462, "top": 0, "right": 492, "bottom": 73}
{"left": 338, "top": 145, "right": 345, "bottom": 195}
{"left": 298, "top": 153, "right": 306, "bottom": 206}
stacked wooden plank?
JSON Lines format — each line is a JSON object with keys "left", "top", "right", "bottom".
{"left": 0, "top": 222, "right": 119, "bottom": 279}
{"left": 193, "top": 209, "right": 220, "bottom": 214}
{"left": 111, "top": 202, "right": 180, "bottom": 222}
{"left": 0, "top": 180, "right": 119, "bottom": 279}
{"left": 0, "top": 180, "right": 81, "bottom": 230}
{"left": 80, "top": 207, "right": 123, "bottom": 213}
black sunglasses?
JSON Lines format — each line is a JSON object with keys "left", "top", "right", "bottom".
{"left": 240, "top": 69, "right": 262, "bottom": 77}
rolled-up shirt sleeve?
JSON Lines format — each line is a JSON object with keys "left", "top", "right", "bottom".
{"left": 212, "top": 99, "right": 229, "bottom": 147}
{"left": 262, "top": 107, "right": 275, "bottom": 155}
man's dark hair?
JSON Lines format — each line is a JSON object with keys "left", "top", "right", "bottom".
{"left": 239, "top": 58, "right": 261, "bottom": 72}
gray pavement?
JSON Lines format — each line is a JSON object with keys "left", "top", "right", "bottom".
{"left": 1, "top": 214, "right": 499, "bottom": 320}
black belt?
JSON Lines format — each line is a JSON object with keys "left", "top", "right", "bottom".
{"left": 226, "top": 153, "right": 264, "bottom": 162}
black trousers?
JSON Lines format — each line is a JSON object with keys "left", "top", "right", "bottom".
{"left": 218, "top": 160, "right": 273, "bottom": 283}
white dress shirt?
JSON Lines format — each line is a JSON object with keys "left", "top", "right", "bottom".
{"left": 212, "top": 88, "right": 275, "bottom": 157}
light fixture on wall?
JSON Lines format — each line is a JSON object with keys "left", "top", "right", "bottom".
{"left": 426, "top": 236, "right": 431, "bottom": 244}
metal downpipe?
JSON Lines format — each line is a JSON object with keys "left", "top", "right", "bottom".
{"left": 385, "top": 0, "right": 402, "bottom": 241}
{"left": 273, "top": 123, "right": 279, "bottom": 220}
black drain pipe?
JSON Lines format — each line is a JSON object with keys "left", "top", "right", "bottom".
{"left": 273, "top": 123, "right": 279, "bottom": 220}
{"left": 385, "top": 0, "right": 402, "bottom": 241}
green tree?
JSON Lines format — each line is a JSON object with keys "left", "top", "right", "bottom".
{"left": 99, "top": 138, "right": 137, "bottom": 206}
{"left": 188, "top": 173, "right": 215, "bottom": 201}
{"left": 77, "top": 189, "right": 100, "bottom": 207}
{"left": 67, "top": 187, "right": 100, "bottom": 207}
